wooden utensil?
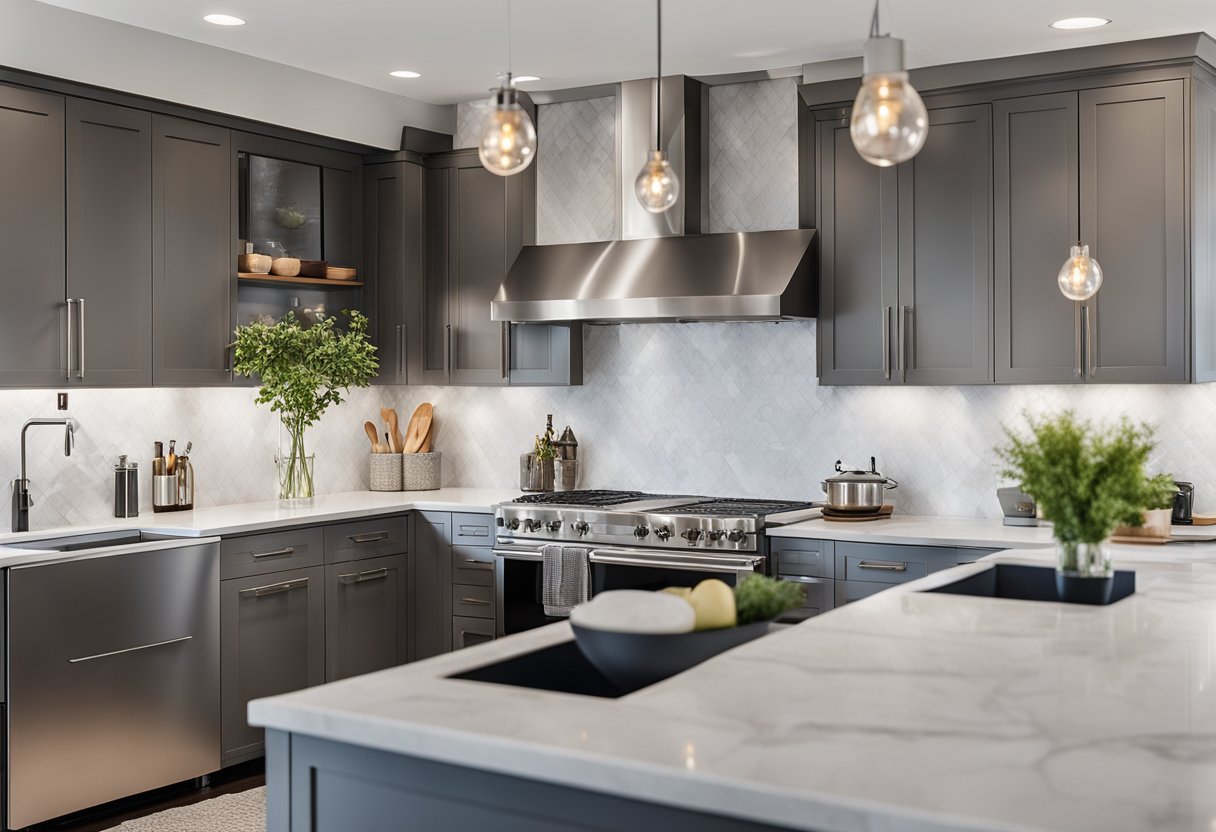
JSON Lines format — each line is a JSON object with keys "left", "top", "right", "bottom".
{"left": 419, "top": 424, "right": 432, "bottom": 453}
{"left": 381, "top": 407, "right": 404, "bottom": 454}
{"left": 363, "top": 421, "right": 382, "bottom": 453}
{"left": 402, "top": 403, "right": 434, "bottom": 453}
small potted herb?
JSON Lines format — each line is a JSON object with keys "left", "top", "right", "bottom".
{"left": 996, "top": 411, "right": 1174, "bottom": 602}
{"left": 232, "top": 311, "right": 378, "bottom": 501}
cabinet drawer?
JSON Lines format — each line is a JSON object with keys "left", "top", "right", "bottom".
{"left": 451, "top": 545, "right": 495, "bottom": 587}
{"left": 221, "top": 526, "right": 324, "bottom": 579}
{"left": 772, "top": 537, "right": 834, "bottom": 579}
{"left": 775, "top": 576, "right": 834, "bottom": 623}
{"left": 452, "top": 584, "right": 495, "bottom": 620}
{"left": 835, "top": 579, "right": 890, "bottom": 606}
{"left": 452, "top": 513, "right": 494, "bottom": 545}
{"left": 325, "top": 516, "right": 408, "bottom": 563}
{"left": 836, "top": 542, "right": 966, "bottom": 585}
{"left": 842, "top": 555, "right": 928, "bottom": 585}
{"left": 452, "top": 616, "right": 495, "bottom": 650}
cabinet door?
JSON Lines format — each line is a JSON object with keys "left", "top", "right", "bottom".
{"left": 153, "top": 115, "right": 233, "bottom": 386}
{"left": 410, "top": 165, "right": 450, "bottom": 384}
{"left": 412, "top": 511, "right": 453, "bottom": 660}
{"left": 1080, "top": 80, "right": 1187, "bottom": 383}
{"left": 67, "top": 99, "right": 153, "bottom": 386}
{"left": 509, "top": 323, "right": 583, "bottom": 386}
{"left": 452, "top": 616, "right": 495, "bottom": 650}
{"left": 994, "top": 92, "right": 1081, "bottom": 384}
{"left": 0, "top": 84, "right": 66, "bottom": 387}
{"left": 221, "top": 565, "right": 325, "bottom": 764}
{"left": 897, "top": 104, "right": 993, "bottom": 385}
{"left": 365, "top": 161, "right": 423, "bottom": 385}
{"left": 816, "top": 114, "right": 899, "bottom": 385}
{"left": 325, "top": 554, "right": 407, "bottom": 682}
{"left": 448, "top": 164, "right": 510, "bottom": 385}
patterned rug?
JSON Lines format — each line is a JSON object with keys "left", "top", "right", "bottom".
{"left": 103, "top": 787, "right": 265, "bottom": 832}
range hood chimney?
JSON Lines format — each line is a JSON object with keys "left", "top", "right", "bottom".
{"left": 492, "top": 76, "right": 817, "bottom": 324}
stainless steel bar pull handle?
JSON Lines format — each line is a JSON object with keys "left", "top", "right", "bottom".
{"left": 251, "top": 546, "right": 295, "bottom": 559}
{"left": 501, "top": 322, "right": 509, "bottom": 379}
{"left": 240, "top": 577, "right": 310, "bottom": 598}
{"left": 338, "top": 567, "right": 389, "bottom": 584}
{"left": 1085, "top": 303, "right": 1097, "bottom": 377}
{"left": 1074, "top": 303, "right": 1084, "bottom": 378}
{"left": 882, "top": 306, "right": 892, "bottom": 380}
{"left": 77, "top": 297, "right": 85, "bottom": 379}
{"left": 68, "top": 635, "right": 192, "bottom": 664}
{"left": 857, "top": 560, "right": 908, "bottom": 572}
{"left": 462, "top": 559, "right": 493, "bottom": 570}
{"left": 65, "top": 298, "right": 74, "bottom": 380}
{"left": 902, "top": 305, "right": 913, "bottom": 373}
{"left": 459, "top": 596, "right": 491, "bottom": 606}
{"left": 348, "top": 532, "right": 389, "bottom": 544}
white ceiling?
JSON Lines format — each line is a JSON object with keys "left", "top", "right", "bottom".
{"left": 34, "top": 0, "right": 1216, "bottom": 105}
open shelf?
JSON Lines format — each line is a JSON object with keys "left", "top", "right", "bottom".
{"left": 238, "top": 272, "right": 364, "bottom": 289}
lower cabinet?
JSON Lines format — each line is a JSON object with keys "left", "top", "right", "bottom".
{"left": 414, "top": 511, "right": 498, "bottom": 657}
{"left": 452, "top": 616, "right": 495, "bottom": 650}
{"left": 413, "top": 512, "right": 453, "bottom": 660}
{"left": 221, "top": 565, "right": 326, "bottom": 764}
{"left": 325, "top": 554, "right": 408, "bottom": 682}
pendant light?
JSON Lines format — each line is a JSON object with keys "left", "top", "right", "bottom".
{"left": 1058, "top": 243, "right": 1103, "bottom": 301}
{"left": 478, "top": 0, "right": 537, "bottom": 177}
{"left": 634, "top": 0, "right": 679, "bottom": 213}
{"left": 849, "top": 0, "right": 929, "bottom": 167}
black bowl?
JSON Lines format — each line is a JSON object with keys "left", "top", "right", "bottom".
{"left": 571, "top": 621, "right": 770, "bottom": 692}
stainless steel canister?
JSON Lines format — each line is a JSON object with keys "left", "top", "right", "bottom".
{"left": 113, "top": 455, "right": 139, "bottom": 518}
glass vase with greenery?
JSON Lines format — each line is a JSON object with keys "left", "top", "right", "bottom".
{"left": 232, "top": 311, "right": 378, "bottom": 500}
{"left": 996, "top": 411, "right": 1175, "bottom": 579}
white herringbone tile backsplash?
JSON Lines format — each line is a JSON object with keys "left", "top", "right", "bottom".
{"left": 7, "top": 78, "right": 1214, "bottom": 530}
{"left": 537, "top": 97, "right": 617, "bottom": 244}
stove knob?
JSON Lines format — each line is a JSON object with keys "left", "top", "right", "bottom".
{"left": 654, "top": 525, "right": 672, "bottom": 541}
{"left": 573, "top": 520, "right": 590, "bottom": 536}
{"left": 523, "top": 519, "right": 541, "bottom": 533}
{"left": 633, "top": 525, "right": 650, "bottom": 539}
{"left": 707, "top": 530, "right": 725, "bottom": 542}
{"left": 681, "top": 528, "right": 703, "bottom": 545}
{"left": 545, "top": 520, "right": 562, "bottom": 533}
{"left": 506, "top": 518, "right": 521, "bottom": 531}
{"left": 726, "top": 528, "right": 745, "bottom": 543}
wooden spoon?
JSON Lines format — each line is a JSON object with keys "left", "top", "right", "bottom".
{"left": 402, "top": 403, "right": 434, "bottom": 453}
{"left": 363, "top": 421, "right": 382, "bottom": 453}
{"left": 381, "top": 407, "right": 404, "bottom": 454}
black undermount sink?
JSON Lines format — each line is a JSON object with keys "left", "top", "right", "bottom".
{"left": 925, "top": 563, "right": 1135, "bottom": 605}
{"left": 450, "top": 641, "right": 634, "bottom": 699}
{"left": 5, "top": 530, "right": 158, "bottom": 552}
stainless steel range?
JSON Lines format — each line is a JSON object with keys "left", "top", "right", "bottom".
{"left": 493, "top": 490, "right": 822, "bottom": 636}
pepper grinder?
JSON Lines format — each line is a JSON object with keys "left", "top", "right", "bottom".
{"left": 113, "top": 455, "right": 139, "bottom": 518}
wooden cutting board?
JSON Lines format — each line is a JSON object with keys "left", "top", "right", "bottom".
{"left": 822, "top": 505, "right": 894, "bottom": 522}
{"left": 402, "top": 403, "right": 434, "bottom": 454}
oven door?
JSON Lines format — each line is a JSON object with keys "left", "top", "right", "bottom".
{"left": 588, "top": 548, "right": 764, "bottom": 594}
{"left": 494, "top": 543, "right": 569, "bottom": 637}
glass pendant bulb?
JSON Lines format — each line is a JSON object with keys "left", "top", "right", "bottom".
{"left": 850, "top": 5, "right": 928, "bottom": 167}
{"left": 634, "top": 150, "right": 679, "bottom": 214}
{"left": 1058, "top": 244, "right": 1104, "bottom": 301}
{"left": 478, "top": 78, "right": 537, "bottom": 177}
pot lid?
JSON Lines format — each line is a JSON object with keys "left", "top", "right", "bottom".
{"left": 825, "top": 457, "right": 888, "bottom": 484}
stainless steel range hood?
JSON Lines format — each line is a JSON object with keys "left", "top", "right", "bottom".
{"left": 492, "top": 76, "right": 817, "bottom": 324}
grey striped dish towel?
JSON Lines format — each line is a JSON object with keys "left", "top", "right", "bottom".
{"left": 542, "top": 543, "right": 592, "bottom": 617}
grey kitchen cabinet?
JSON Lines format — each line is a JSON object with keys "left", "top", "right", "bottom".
{"left": 0, "top": 84, "right": 67, "bottom": 388}
{"left": 413, "top": 511, "right": 453, "bottom": 660}
{"left": 66, "top": 98, "right": 153, "bottom": 386}
{"left": 452, "top": 616, "right": 495, "bottom": 650}
{"left": 365, "top": 159, "right": 423, "bottom": 385}
{"left": 509, "top": 322, "right": 583, "bottom": 386}
{"left": 221, "top": 564, "right": 325, "bottom": 764}
{"left": 897, "top": 104, "right": 993, "bottom": 384}
{"left": 994, "top": 91, "right": 1082, "bottom": 383}
{"left": 816, "top": 112, "right": 899, "bottom": 385}
{"left": 414, "top": 165, "right": 452, "bottom": 384}
{"left": 1079, "top": 80, "right": 1187, "bottom": 383}
{"left": 153, "top": 115, "right": 233, "bottom": 386}
{"left": 325, "top": 554, "right": 408, "bottom": 682}
{"left": 818, "top": 103, "right": 992, "bottom": 386}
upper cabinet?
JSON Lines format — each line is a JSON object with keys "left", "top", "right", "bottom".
{"left": 0, "top": 86, "right": 66, "bottom": 387}
{"left": 365, "top": 148, "right": 581, "bottom": 388}
{"left": 809, "top": 57, "right": 1213, "bottom": 386}
{"left": 152, "top": 116, "right": 233, "bottom": 386}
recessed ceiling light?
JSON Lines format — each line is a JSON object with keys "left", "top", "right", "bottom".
{"left": 389, "top": 70, "right": 421, "bottom": 78}
{"left": 203, "top": 13, "right": 246, "bottom": 26}
{"left": 1049, "top": 17, "right": 1111, "bottom": 30}
{"left": 513, "top": 75, "right": 541, "bottom": 83}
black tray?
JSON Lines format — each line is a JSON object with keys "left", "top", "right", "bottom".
{"left": 926, "top": 563, "right": 1134, "bottom": 606}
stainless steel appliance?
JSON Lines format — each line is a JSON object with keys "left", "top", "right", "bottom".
{"left": 4, "top": 534, "right": 220, "bottom": 829}
{"left": 821, "top": 458, "right": 898, "bottom": 512}
{"left": 998, "top": 486, "right": 1039, "bottom": 527}
{"left": 1173, "top": 481, "right": 1195, "bottom": 525}
{"left": 113, "top": 454, "right": 139, "bottom": 518}
{"left": 493, "top": 490, "right": 821, "bottom": 636}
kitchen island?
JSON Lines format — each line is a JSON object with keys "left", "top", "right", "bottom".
{"left": 249, "top": 545, "right": 1216, "bottom": 832}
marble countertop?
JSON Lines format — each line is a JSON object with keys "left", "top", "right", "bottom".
{"left": 249, "top": 544, "right": 1216, "bottom": 832}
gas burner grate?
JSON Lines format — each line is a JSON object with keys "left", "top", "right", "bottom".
{"left": 511, "top": 490, "right": 674, "bottom": 508}
{"left": 663, "top": 498, "right": 821, "bottom": 517}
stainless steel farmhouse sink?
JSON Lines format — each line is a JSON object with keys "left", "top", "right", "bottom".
{"left": 5, "top": 529, "right": 168, "bottom": 552}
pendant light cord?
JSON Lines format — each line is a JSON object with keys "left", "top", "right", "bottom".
{"left": 507, "top": 0, "right": 514, "bottom": 78}
{"left": 655, "top": 0, "right": 662, "bottom": 152}
{"left": 869, "top": 0, "right": 883, "bottom": 38}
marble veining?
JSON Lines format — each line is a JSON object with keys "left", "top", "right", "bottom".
{"left": 250, "top": 547, "right": 1216, "bottom": 832}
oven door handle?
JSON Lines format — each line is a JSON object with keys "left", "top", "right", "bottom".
{"left": 493, "top": 544, "right": 544, "bottom": 562}
{"left": 588, "top": 549, "right": 763, "bottom": 574}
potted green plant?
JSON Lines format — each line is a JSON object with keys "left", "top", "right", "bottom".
{"left": 996, "top": 411, "right": 1175, "bottom": 602}
{"left": 232, "top": 310, "right": 378, "bottom": 501}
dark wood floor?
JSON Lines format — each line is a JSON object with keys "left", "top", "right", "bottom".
{"left": 27, "top": 760, "right": 265, "bottom": 832}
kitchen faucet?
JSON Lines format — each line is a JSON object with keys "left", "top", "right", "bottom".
{"left": 11, "top": 417, "right": 76, "bottom": 533}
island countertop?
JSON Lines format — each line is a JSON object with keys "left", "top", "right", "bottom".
{"left": 249, "top": 544, "right": 1216, "bottom": 832}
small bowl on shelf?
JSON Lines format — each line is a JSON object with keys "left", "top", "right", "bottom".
{"left": 237, "top": 253, "right": 272, "bottom": 274}
{"left": 326, "top": 266, "right": 358, "bottom": 281}
{"left": 270, "top": 257, "right": 301, "bottom": 277}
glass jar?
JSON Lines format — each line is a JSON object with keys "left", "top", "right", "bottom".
{"left": 1056, "top": 540, "right": 1111, "bottom": 578}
